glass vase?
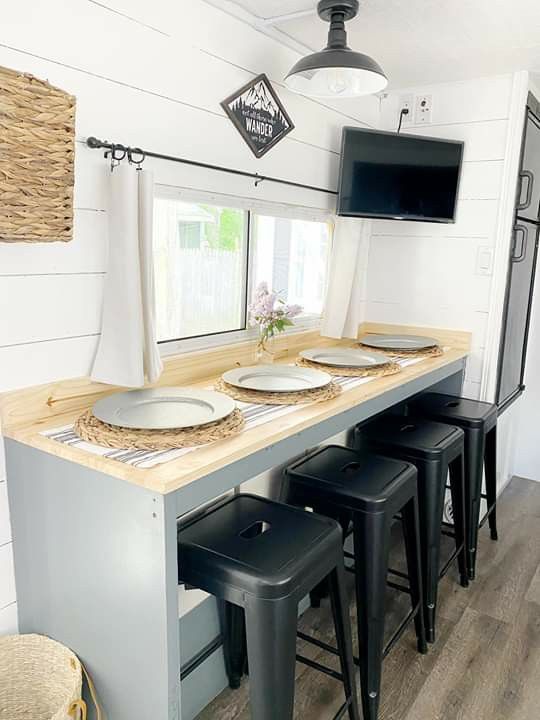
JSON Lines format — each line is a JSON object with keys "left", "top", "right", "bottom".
{"left": 255, "top": 332, "right": 276, "bottom": 364}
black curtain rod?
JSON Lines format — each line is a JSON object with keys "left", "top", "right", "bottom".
{"left": 86, "top": 136, "right": 338, "bottom": 197}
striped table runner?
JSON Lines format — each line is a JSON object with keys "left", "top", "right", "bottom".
{"left": 41, "top": 356, "right": 428, "bottom": 469}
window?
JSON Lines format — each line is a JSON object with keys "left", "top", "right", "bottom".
{"left": 153, "top": 197, "right": 248, "bottom": 342}
{"left": 153, "top": 191, "right": 332, "bottom": 348}
{"left": 251, "top": 215, "right": 331, "bottom": 317}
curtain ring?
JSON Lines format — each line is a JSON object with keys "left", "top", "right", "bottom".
{"left": 108, "top": 144, "right": 127, "bottom": 172}
{"left": 128, "top": 147, "right": 146, "bottom": 170}
{"left": 254, "top": 173, "right": 265, "bottom": 188}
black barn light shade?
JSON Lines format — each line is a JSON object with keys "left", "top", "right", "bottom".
{"left": 284, "top": 0, "right": 387, "bottom": 98}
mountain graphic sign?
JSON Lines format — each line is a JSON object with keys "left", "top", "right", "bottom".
{"left": 221, "top": 74, "right": 294, "bottom": 158}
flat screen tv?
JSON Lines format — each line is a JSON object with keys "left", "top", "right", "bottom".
{"left": 337, "top": 127, "right": 464, "bottom": 223}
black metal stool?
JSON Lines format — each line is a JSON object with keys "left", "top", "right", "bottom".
{"left": 409, "top": 393, "right": 498, "bottom": 580}
{"left": 178, "top": 494, "right": 360, "bottom": 720}
{"left": 284, "top": 446, "right": 427, "bottom": 720}
{"left": 355, "top": 416, "right": 469, "bottom": 643}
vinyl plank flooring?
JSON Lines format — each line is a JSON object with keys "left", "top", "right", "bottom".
{"left": 403, "top": 608, "right": 510, "bottom": 720}
{"left": 469, "top": 512, "right": 540, "bottom": 623}
{"left": 525, "top": 564, "right": 540, "bottom": 605}
{"left": 494, "top": 477, "right": 540, "bottom": 525}
{"left": 196, "top": 477, "right": 540, "bottom": 720}
{"left": 378, "top": 618, "right": 454, "bottom": 720}
{"left": 481, "top": 600, "right": 540, "bottom": 720}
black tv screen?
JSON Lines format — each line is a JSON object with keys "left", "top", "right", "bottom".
{"left": 337, "top": 128, "right": 464, "bottom": 223}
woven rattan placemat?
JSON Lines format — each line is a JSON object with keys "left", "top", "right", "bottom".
{"left": 296, "top": 357, "right": 402, "bottom": 377}
{"left": 0, "top": 65, "right": 76, "bottom": 244}
{"left": 74, "top": 408, "right": 245, "bottom": 451}
{"left": 357, "top": 344, "right": 444, "bottom": 359}
{"left": 215, "top": 378, "right": 342, "bottom": 405}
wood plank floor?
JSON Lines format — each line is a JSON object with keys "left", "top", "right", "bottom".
{"left": 197, "top": 476, "right": 540, "bottom": 720}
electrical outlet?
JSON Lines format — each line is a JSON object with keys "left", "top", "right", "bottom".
{"left": 415, "top": 94, "right": 432, "bottom": 124}
{"left": 398, "top": 94, "right": 413, "bottom": 125}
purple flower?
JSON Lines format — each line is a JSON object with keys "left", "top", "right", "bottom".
{"left": 285, "top": 304, "right": 303, "bottom": 318}
{"left": 262, "top": 292, "right": 277, "bottom": 315}
{"left": 249, "top": 281, "right": 303, "bottom": 337}
{"left": 253, "top": 281, "right": 269, "bottom": 299}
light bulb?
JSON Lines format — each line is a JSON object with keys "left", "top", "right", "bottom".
{"left": 326, "top": 69, "right": 349, "bottom": 95}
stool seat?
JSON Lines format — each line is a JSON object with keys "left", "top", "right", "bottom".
{"left": 286, "top": 446, "right": 416, "bottom": 513}
{"left": 361, "top": 416, "right": 464, "bottom": 460}
{"left": 179, "top": 495, "right": 340, "bottom": 600}
{"left": 412, "top": 393, "right": 497, "bottom": 431}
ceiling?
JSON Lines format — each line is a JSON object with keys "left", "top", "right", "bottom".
{"left": 212, "top": 0, "right": 540, "bottom": 89}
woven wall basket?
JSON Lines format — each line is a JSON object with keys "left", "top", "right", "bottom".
{"left": 0, "top": 65, "right": 76, "bottom": 243}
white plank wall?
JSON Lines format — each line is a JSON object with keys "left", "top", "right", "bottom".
{"left": 0, "top": 0, "right": 380, "bottom": 633}
{"left": 366, "top": 74, "right": 518, "bottom": 401}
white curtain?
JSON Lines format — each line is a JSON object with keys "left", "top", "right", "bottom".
{"left": 91, "top": 164, "right": 163, "bottom": 387}
{"left": 321, "top": 217, "right": 370, "bottom": 339}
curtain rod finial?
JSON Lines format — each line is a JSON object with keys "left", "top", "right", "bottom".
{"left": 86, "top": 136, "right": 102, "bottom": 149}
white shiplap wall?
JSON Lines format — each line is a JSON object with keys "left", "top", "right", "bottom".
{"left": 0, "top": 0, "right": 379, "bottom": 633}
{"left": 366, "top": 74, "right": 521, "bottom": 402}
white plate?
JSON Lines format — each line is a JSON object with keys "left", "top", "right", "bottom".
{"left": 92, "top": 388, "right": 236, "bottom": 430}
{"left": 222, "top": 364, "right": 331, "bottom": 393}
{"left": 359, "top": 334, "right": 439, "bottom": 351}
{"left": 300, "top": 347, "right": 392, "bottom": 368}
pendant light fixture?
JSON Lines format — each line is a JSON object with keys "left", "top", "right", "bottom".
{"left": 284, "top": 0, "right": 387, "bottom": 99}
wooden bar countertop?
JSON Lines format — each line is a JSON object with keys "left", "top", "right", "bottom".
{"left": 0, "top": 323, "right": 470, "bottom": 495}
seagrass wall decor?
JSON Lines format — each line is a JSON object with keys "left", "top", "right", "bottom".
{"left": 0, "top": 65, "right": 76, "bottom": 243}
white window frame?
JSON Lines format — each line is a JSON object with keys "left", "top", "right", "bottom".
{"left": 155, "top": 184, "right": 334, "bottom": 357}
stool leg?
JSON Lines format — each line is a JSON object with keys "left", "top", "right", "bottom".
{"left": 309, "top": 504, "right": 351, "bottom": 609}
{"left": 449, "top": 454, "right": 470, "bottom": 589}
{"left": 220, "top": 601, "right": 247, "bottom": 689}
{"left": 401, "top": 496, "right": 428, "bottom": 655}
{"left": 464, "top": 430, "right": 485, "bottom": 580}
{"left": 485, "top": 426, "right": 498, "bottom": 541}
{"left": 416, "top": 462, "right": 446, "bottom": 643}
{"left": 353, "top": 512, "right": 391, "bottom": 720}
{"left": 284, "top": 489, "right": 331, "bottom": 608}
{"left": 244, "top": 597, "right": 298, "bottom": 720}
{"left": 328, "top": 563, "right": 361, "bottom": 720}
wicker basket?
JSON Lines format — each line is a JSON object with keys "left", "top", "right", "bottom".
{"left": 0, "top": 634, "right": 96, "bottom": 720}
{"left": 0, "top": 65, "right": 76, "bottom": 243}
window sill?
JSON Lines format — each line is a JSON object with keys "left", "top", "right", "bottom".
{"left": 159, "top": 316, "right": 323, "bottom": 358}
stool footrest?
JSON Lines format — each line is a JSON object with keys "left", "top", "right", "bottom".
{"left": 298, "top": 601, "right": 421, "bottom": 667}
{"left": 387, "top": 580, "right": 412, "bottom": 594}
{"left": 439, "top": 542, "right": 464, "bottom": 579}
{"left": 478, "top": 501, "right": 497, "bottom": 528}
{"left": 296, "top": 653, "right": 344, "bottom": 682}
{"left": 345, "top": 564, "right": 412, "bottom": 594}
{"left": 383, "top": 605, "right": 419, "bottom": 659}
{"left": 333, "top": 697, "right": 354, "bottom": 720}
{"left": 298, "top": 630, "right": 340, "bottom": 657}
{"left": 388, "top": 567, "right": 409, "bottom": 580}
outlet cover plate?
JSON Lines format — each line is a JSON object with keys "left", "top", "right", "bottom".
{"left": 398, "top": 94, "right": 413, "bottom": 125}
{"left": 415, "top": 94, "right": 432, "bottom": 124}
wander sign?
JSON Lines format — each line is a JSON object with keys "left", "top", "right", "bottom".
{"left": 221, "top": 74, "right": 294, "bottom": 158}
